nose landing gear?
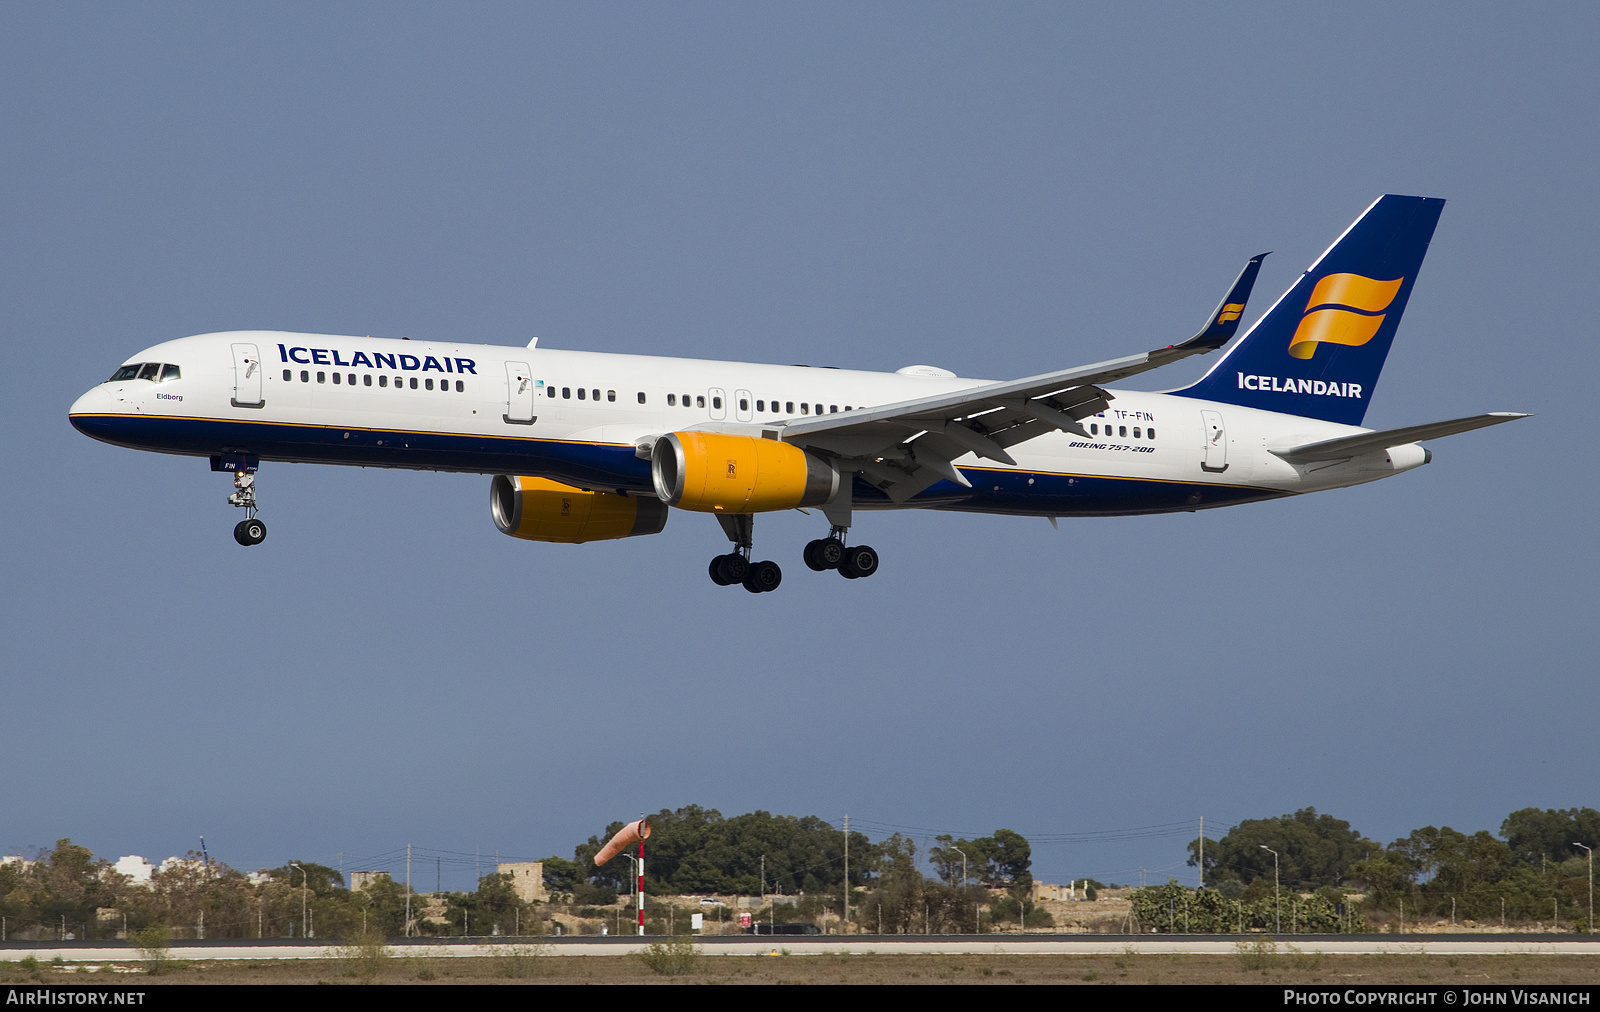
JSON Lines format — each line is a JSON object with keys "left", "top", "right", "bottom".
{"left": 226, "top": 468, "right": 267, "bottom": 546}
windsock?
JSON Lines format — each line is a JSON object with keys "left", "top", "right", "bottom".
{"left": 594, "top": 819, "right": 651, "bottom": 866}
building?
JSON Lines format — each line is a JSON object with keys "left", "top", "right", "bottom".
{"left": 113, "top": 855, "right": 154, "bottom": 886}
{"left": 497, "top": 862, "right": 546, "bottom": 903}
{"left": 350, "top": 871, "right": 393, "bottom": 892}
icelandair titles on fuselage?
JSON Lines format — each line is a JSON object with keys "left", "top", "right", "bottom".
{"left": 1237, "top": 373, "right": 1363, "bottom": 399}
{"left": 276, "top": 343, "right": 477, "bottom": 374}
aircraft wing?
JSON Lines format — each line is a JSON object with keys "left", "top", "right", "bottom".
{"left": 772, "top": 340, "right": 1222, "bottom": 503}
{"left": 679, "top": 252, "right": 1267, "bottom": 504}
{"left": 1268, "top": 412, "right": 1529, "bottom": 464}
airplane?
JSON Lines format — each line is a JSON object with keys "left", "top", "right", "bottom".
{"left": 70, "top": 194, "right": 1525, "bottom": 593}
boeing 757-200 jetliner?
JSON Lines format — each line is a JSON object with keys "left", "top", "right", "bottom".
{"left": 70, "top": 195, "right": 1525, "bottom": 593}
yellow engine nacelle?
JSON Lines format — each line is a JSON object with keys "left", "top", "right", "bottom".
{"left": 490, "top": 475, "right": 669, "bottom": 543}
{"left": 651, "top": 432, "right": 838, "bottom": 513}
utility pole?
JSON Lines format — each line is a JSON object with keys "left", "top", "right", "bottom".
{"left": 842, "top": 815, "right": 849, "bottom": 934}
{"left": 1198, "top": 817, "right": 1204, "bottom": 890}
{"left": 405, "top": 844, "right": 412, "bottom": 938}
{"left": 1259, "top": 846, "right": 1280, "bottom": 933}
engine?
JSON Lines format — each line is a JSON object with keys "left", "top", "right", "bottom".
{"left": 490, "top": 475, "right": 669, "bottom": 543}
{"left": 651, "top": 432, "right": 838, "bottom": 513}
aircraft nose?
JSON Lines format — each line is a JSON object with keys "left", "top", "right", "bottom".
{"left": 68, "top": 385, "right": 114, "bottom": 437}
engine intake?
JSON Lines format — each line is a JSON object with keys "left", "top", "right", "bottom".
{"left": 652, "top": 432, "right": 838, "bottom": 513}
{"left": 491, "top": 475, "right": 668, "bottom": 543}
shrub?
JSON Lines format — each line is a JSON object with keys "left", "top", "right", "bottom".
{"left": 636, "top": 938, "right": 699, "bottom": 976}
{"left": 130, "top": 925, "right": 176, "bottom": 975}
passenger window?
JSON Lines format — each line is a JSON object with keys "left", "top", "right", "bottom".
{"left": 1148, "top": 427, "right": 1155, "bottom": 439}
{"left": 667, "top": 394, "right": 676, "bottom": 406}
{"left": 137, "top": 363, "right": 161, "bottom": 381}
{"left": 364, "top": 374, "right": 372, "bottom": 387}
{"left": 830, "top": 405, "right": 838, "bottom": 413}
{"left": 1090, "top": 423, "right": 1097, "bottom": 435}
{"left": 801, "top": 403, "right": 810, "bottom": 414}
{"left": 379, "top": 375, "right": 388, "bottom": 388}
{"left": 715, "top": 396, "right": 724, "bottom": 410}
{"left": 301, "top": 370, "right": 310, "bottom": 382}
{"left": 283, "top": 369, "right": 292, "bottom": 381}
{"left": 161, "top": 364, "right": 181, "bottom": 382}
{"left": 1119, "top": 425, "right": 1126, "bottom": 437}
{"left": 317, "top": 371, "right": 326, "bottom": 383}
{"left": 562, "top": 387, "right": 571, "bottom": 399}
{"left": 637, "top": 392, "right": 646, "bottom": 404}
{"left": 1133, "top": 427, "right": 1140, "bottom": 438}
{"left": 607, "top": 390, "right": 616, "bottom": 402}
{"left": 786, "top": 401, "right": 794, "bottom": 413}
{"left": 737, "top": 398, "right": 746, "bottom": 411}
{"left": 696, "top": 395, "right": 705, "bottom": 408}
{"left": 577, "top": 387, "right": 586, "bottom": 400}
{"left": 547, "top": 386, "right": 556, "bottom": 397}
{"left": 333, "top": 373, "right": 341, "bottom": 384}
{"left": 455, "top": 380, "right": 463, "bottom": 392}
{"left": 409, "top": 377, "right": 418, "bottom": 389}
{"left": 425, "top": 378, "right": 434, "bottom": 390}
{"left": 348, "top": 373, "right": 356, "bottom": 385}
{"left": 592, "top": 389, "right": 600, "bottom": 401}
{"left": 756, "top": 400, "right": 764, "bottom": 412}
{"left": 683, "top": 393, "right": 691, "bottom": 406}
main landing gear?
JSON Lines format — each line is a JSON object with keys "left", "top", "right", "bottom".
{"left": 228, "top": 470, "right": 267, "bottom": 546}
{"left": 706, "top": 517, "right": 881, "bottom": 593}
{"left": 709, "top": 514, "right": 782, "bottom": 593}
{"left": 803, "top": 526, "right": 879, "bottom": 580}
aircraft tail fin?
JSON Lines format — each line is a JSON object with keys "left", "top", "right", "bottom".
{"left": 1170, "top": 195, "right": 1446, "bottom": 426}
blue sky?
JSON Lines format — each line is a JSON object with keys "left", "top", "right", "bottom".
{"left": 2, "top": 3, "right": 1594, "bottom": 891}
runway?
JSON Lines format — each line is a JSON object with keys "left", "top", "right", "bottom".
{"left": 5, "top": 935, "right": 1599, "bottom": 961}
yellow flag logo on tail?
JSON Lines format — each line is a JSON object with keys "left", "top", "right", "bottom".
{"left": 1216, "top": 303, "right": 1245, "bottom": 324}
{"left": 1287, "top": 273, "right": 1404, "bottom": 360}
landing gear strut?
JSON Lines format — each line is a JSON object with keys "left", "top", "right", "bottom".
{"left": 709, "top": 514, "right": 782, "bottom": 593}
{"left": 228, "top": 470, "right": 267, "bottom": 546}
{"left": 804, "top": 525, "right": 879, "bottom": 580}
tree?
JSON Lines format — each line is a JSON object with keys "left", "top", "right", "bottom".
{"left": 927, "top": 829, "right": 1033, "bottom": 889}
{"left": 1205, "top": 809, "right": 1378, "bottom": 890}
{"left": 539, "top": 856, "right": 583, "bottom": 894}
{"left": 1502, "top": 808, "right": 1600, "bottom": 867}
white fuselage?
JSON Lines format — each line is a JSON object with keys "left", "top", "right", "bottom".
{"left": 69, "top": 330, "right": 1427, "bottom": 517}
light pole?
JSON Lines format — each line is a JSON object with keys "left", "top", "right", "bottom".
{"left": 1576, "top": 843, "right": 1593, "bottom": 934}
{"left": 289, "top": 863, "right": 308, "bottom": 940}
{"left": 1259, "top": 846, "right": 1280, "bottom": 934}
{"left": 952, "top": 847, "right": 971, "bottom": 932}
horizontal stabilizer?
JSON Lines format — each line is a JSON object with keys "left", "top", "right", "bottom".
{"left": 1269, "top": 412, "right": 1528, "bottom": 463}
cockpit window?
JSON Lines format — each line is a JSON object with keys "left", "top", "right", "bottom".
{"left": 137, "top": 363, "right": 161, "bottom": 381}
{"left": 109, "top": 364, "right": 142, "bottom": 382}
{"left": 159, "top": 363, "right": 181, "bottom": 382}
